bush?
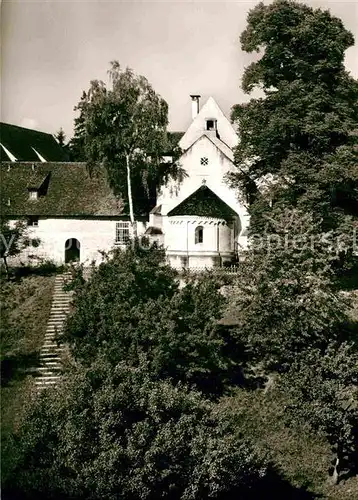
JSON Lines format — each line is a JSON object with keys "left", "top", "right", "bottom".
{"left": 6, "top": 361, "right": 268, "bottom": 499}
{"left": 63, "top": 243, "right": 235, "bottom": 394}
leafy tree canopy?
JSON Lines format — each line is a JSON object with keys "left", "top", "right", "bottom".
{"left": 226, "top": 209, "right": 353, "bottom": 373}
{"left": 230, "top": 0, "right": 358, "bottom": 236}
{"left": 8, "top": 361, "right": 268, "bottom": 499}
{"left": 64, "top": 241, "right": 235, "bottom": 394}
{"left": 70, "top": 62, "right": 185, "bottom": 217}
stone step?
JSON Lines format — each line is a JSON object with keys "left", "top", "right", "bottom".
{"left": 39, "top": 352, "right": 62, "bottom": 358}
{"left": 35, "top": 368, "right": 62, "bottom": 374}
{"left": 35, "top": 378, "right": 61, "bottom": 385}
{"left": 40, "top": 346, "right": 64, "bottom": 351}
{"left": 34, "top": 273, "right": 72, "bottom": 391}
{"left": 40, "top": 351, "right": 63, "bottom": 356}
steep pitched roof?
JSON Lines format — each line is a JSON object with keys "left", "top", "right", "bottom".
{"left": 1, "top": 162, "right": 123, "bottom": 217}
{"left": 179, "top": 97, "right": 238, "bottom": 152}
{"left": 167, "top": 184, "right": 238, "bottom": 220}
{"left": 0, "top": 123, "right": 69, "bottom": 162}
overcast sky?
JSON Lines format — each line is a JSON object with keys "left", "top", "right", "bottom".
{"left": 1, "top": 0, "right": 357, "bottom": 138}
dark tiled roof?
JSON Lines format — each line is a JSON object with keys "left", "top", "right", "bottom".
{"left": 145, "top": 226, "right": 163, "bottom": 235}
{"left": 0, "top": 123, "right": 69, "bottom": 162}
{"left": 1, "top": 162, "right": 124, "bottom": 217}
{"left": 168, "top": 185, "right": 238, "bottom": 220}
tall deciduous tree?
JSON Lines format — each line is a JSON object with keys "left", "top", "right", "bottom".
{"left": 230, "top": 0, "right": 358, "bottom": 241}
{"left": 71, "top": 62, "right": 184, "bottom": 233}
{"left": 0, "top": 218, "right": 39, "bottom": 280}
{"left": 226, "top": 209, "right": 352, "bottom": 373}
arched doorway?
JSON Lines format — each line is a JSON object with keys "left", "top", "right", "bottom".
{"left": 65, "top": 238, "right": 80, "bottom": 263}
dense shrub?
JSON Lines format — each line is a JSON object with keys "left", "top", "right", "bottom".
{"left": 6, "top": 361, "right": 268, "bottom": 500}
{"left": 63, "top": 242, "right": 235, "bottom": 393}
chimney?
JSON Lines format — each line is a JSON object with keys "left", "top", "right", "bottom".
{"left": 190, "top": 95, "right": 201, "bottom": 120}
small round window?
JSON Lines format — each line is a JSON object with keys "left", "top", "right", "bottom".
{"left": 200, "top": 157, "right": 208, "bottom": 166}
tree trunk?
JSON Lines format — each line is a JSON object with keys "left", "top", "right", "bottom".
{"left": 331, "top": 456, "right": 340, "bottom": 485}
{"left": 3, "top": 255, "right": 10, "bottom": 281}
{"left": 125, "top": 154, "right": 137, "bottom": 239}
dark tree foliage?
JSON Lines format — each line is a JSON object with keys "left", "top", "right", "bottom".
{"left": 226, "top": 207, "right": 358, "bottom": 481}
{"left": 7, "top": 361, "right": 268, "bottom": 500}
{"left": 54, "top": 128, "right": 66, "bottom": 147}
{"left": 226, "top": 209, "right": 352, "bottom": 373}
{"left": 230, "top": 0, "right": 358, "bottom": 239}
{"left": 279, "top": 342, "right": 358, "bottom": 483}
{"left": 63, "top": 241, "right": 235, "bottom": 394}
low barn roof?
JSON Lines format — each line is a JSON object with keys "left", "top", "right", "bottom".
{"left": 1, "top": 162, "right": 124, "bottom": 217}
{"left": 0, "top": 123, "right": 69, "bottom": 162}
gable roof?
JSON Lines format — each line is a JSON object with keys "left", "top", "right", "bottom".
{"left": 167, "top": 184, "right": 238, "bottom": 220}
{"left": 0, "top": 123, "right": 69, "bottom": 162}
{"left": 183, "top": 132, "right": 234, "bottom": 163}
{"left": 179, "top": 97, "right": 238, "bottom": 152}
{"left": 1, "top": 162, "right": 124, "bottom": 217}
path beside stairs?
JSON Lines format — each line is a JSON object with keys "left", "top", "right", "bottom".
{"left": 34, "top": 273, "right": 73, "bottom": 390}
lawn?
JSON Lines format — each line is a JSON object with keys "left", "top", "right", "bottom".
{"left": 1, "top": 272, "right": 56, "bottom": 480}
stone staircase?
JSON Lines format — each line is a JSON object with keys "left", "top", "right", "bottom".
{"left": 34, "top": 272, "right": 73, "bottom": 390}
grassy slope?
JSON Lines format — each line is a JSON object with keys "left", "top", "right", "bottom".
{"left": 1, "top": 274, "right": 55, "bottom": 477}
{"left": 219, "top": 387, "right": 358, "bottom": 499}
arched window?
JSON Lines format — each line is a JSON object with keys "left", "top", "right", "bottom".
{"left": 195, "top": 226, "right": 203, "bottom": 244}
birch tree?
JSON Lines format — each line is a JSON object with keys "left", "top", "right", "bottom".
{"left": 72, "top": 62, "right": 180, "bottom": 235}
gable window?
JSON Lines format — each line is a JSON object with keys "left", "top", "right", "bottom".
{"left": 200, "top": 157, "right": 208, "bottom": 166}
{"left": 29, "top": 190, "right": 38, "bottom": 200}
{"left": 27, "top": 216, "right": 39, "bottom": 227}
{"left": 206, "top": 119, "right": 217, "bottom": 131}
{"left": 115, "top": 221, "right": 130, "bottom": 244}
{"left": 195, "top": 226, "right": 204, "bottom": 244}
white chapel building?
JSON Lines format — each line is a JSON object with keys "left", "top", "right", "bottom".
{"left": 147, "top": 95, "right": 249, "bottom": 268}
{"left": 1, "top": 96, "right": 249, "bottom": 269}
